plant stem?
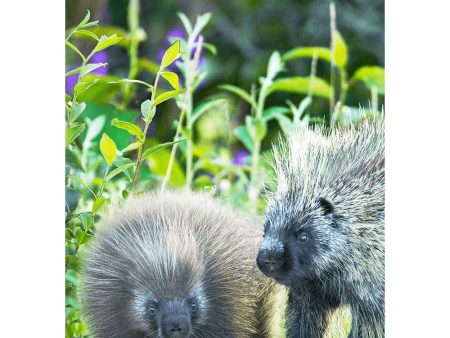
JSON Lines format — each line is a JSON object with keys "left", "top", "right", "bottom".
{"left": 329, "top": 2, "right": 337, "bottom": 124}
{"left": 130, "top": 71, "right": 161, "bottom": 192}
{"left": 161, "top": 110, "right": 185, "bottom": 190}
{"left": 123, "top": 0, "right": 140, "bottom": 107}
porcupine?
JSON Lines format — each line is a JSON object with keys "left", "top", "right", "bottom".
{"left": 80, "top": 190, "right": 283, "bottom": 338}
{"left": 256, "top": 118, "right": 384, "bottom": 338}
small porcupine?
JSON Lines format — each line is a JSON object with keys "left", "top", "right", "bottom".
{"left": 256, "top": 118, "right": 384, "bottom": 338}
{"left": 80, "top": 190, "right": 283, "bottom": 338}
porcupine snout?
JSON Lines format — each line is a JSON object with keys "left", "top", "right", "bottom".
{"left": 159, "top": 300, "right": 191, "bottom": 338}
{"left": 256, "top": 237, "right": 286, "bottom": 276}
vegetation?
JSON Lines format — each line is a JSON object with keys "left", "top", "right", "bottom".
{"left": 65, "top": 2, "right": 384, "bottom": 336}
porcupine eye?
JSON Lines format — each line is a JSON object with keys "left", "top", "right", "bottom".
{"left": 146, "top": 300, "right": 158, "bottom": 316}
{"left": 298, "top": 233, "right": 308, "bottom": 242}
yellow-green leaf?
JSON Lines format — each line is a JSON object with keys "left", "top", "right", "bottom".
{"left": 94, "top": 34, "right": 123, "bottom": 53}
{"left": 92, "top": 197, "right": 105, "bottom": 214}
{"left": 268, "top": 77, "right": 332, "bottom": 99}
{"left": 282, "top": 47, "right": 332, "bottom": 63}
{"left": 334, "top": 31, "right": 348, "bottom": 68}
{"left": 161, "top": 71, "right": 180, "bottom": 90}
{"left": 99, "top": 133, "right": 117, "bottom": 166}
{"left": 142, "top": 140, "right": 184, "bottom": 161}
{"left": 161, "top": 40, "right": 181, "bottom": 69}
{"left": 111, "top": 118, "right": 144, "bottom": 142}
{"left": 219, "top": 84, "right": 257, "bottom": 110}
{"left": 350, "top": 66, "right": 385, "bottom": 94}
{"left": 153, "top": 88, "right": 186, "bottom": 107}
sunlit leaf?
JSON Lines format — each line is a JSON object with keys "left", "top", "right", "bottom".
{"left": 73, "top": 29, "right": 99, "bottom": 41}
{"left": 219, "top": 85, "right": 257, "bottom": 110}
{"left": 334, "top": 31, "right": 348, "bottom": 68}
{"left": 140, "top": 99, "right": 153, "bottom": 121}
{"left": 92, "top": 197, "right": 105, "bottom": 214}
{"left": 142, "top": 140, "right": 184, "bottom": 161}
{"left": 99, "top": 133, "right": 117, "bottom": 166}
{"left": 94, "top": 34, "right": 123, "bottom": 53}
{"left": 153, "top": 88, "right": 186, "bottom": 107}
{"left": 161, "top": 71, "right": 180, "bottom": 90}
{"left": 65, "top": 40, "right": 85, "bottom": 60}
{"left": 268, "top": 77, "right": 332, "bottom": 99}
{"left": 106, "top": 163, "right": 135, "bottom": 181}
{"left": 282, "top": 47, "right": 331, "bottom": 63}
{"left": 109, "top": 79, "right": 153, "bottom": 90}
{"left": 111, "top": 118, "right": 144, "bottom": 142}
{"left": 161, "top": 40, "right": 181, "bottom": 69}
{"left": 74, "top": 79, "right": 99, "bottom": 95}
{"left": 120, "top": 141, "right": 142, "bottom": 153}
{"left": 80, "top": 63, "right": 107, "bottom": 77}
{"left": 266, "top": 51, "right": 283, "bottom": 80}
{"left": 350, "top": 66, "right": 385, "bottom": 94}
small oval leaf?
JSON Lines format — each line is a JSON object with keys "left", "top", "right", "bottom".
{"left": 99, "top": 133, "right": 117, "bottom": 166}
{"left": 161, "top": 71, "right": 180, "bottom": 90}
{"left": 161, "top": 40, "right": 181, "bottom": 69}
{"left": 153, "top": 88, "right": 186, "bottom": 107}
{"left": 111, "top": 118, "right": 144, "bottom": 142}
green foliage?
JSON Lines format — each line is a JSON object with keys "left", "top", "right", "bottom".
{"left": 66, "top": 5, "right": 380, "bottom": 337}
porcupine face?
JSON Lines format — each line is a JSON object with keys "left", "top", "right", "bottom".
{"left": 131, "top": 272, "right": 208, "bottom": 338}
{"left": 257, "top": 194, "right": 349, "bottom": 286}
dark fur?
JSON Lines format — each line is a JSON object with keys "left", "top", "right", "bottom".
{"left": 257, "top": 119, "right": 384, "bottom": 338}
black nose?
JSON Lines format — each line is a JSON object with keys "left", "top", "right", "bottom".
{"left": 257, "top": 245, "right": 285, "bottom": 275}
{"left": 162, "top": 315, "right": 190, "bottom": 337}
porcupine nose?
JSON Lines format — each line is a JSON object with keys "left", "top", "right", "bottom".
{"left": 256, "top": 240, "right": 285, "bottom": 275}
{"left": 162, "top": 315, "right": 190, "bottom": 337}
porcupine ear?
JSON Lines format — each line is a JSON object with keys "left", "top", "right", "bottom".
{"left": 318, "top": 197, "right": 338, "bottom": 227}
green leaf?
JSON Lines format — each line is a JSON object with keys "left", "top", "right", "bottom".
{"left": 120, "top": 141, "right": 142, "bottom": 153}
{"left": 112, "top": 156, "right": 134, "bottom": 180}
{"left": 161, "top": 40, "right": 181, "bottom": 69}
{"left": 246, "top": 116, "right": 267, "bottom": 141}
{"left": 142, "top": 140, "right": 184, "bottom": 161}
{"left": 282, "top": 47, "right": 332, "bottom": 62}
{"left": 153, "top": 88, "right": 186, "bottom": 107}
{"left": 266, "top": 51, "right": 283, "bottom": 80}
{"left": 92, "top": 197, "right": 105, "bottom": 214}
{"left": 73, "top": 29, "right": 99, "bottom": 41}
{"left": 106, "top": 163, "right": 135, "bottom": 181}
{"left": 177, "top": 12, "right": 193, "bottom": 34}
{"left": 111, "top": 118, "right": 144, "bottom": 142}
{"left": 192, "top": 98, "right": 226, "bottom": 124}
{"left": 99, "top": 133, "right": 117, "bottom": 166}
{"left": 273, "top": 113, "right": 293, "bottom": 134}
{"left": 68, "top": 102, "right": 86, "bottom": 125}
{"left": 93, "top": 34, "right": 123, "bottom": 53}
{"left": 190, "top": 12, "right": 211, "bottom": 43}
{"left": 140, "top": 99, "right": 153, "bottom": 121}
{"left": 79, "top": 10, "right": 91, "bottom": 28}
{"left": 219, "top": 85, "right": 257, "bottom": 110}
{"left": 268, "top": 77, "right": 332, "bottom": 99}
{"left": 65, "top": 40, "right": 85, "bottom": 60}
{"left": 203, "top": 43, "right": 217, "bottom": 55}
{"left": 297, "top": 96, "right": 313, "bottom": 116}
{"left": 65, "top": 187, "right": 81, "bottom": 215}
{"left": 334, "top": 31, "right": 348, "bottom": 68}
{"left": 80, "top": 63, "right": 107, "bottom": 77}
{"left": 74, "top": 78, "right": 99, "bottom": 95}
{"left": 65, "top": 123, "right": 86, "bottom": 147}
{"left": 109, "top": 79, "right": 153, "bottom": 90}
{"left": 350, "top": 66, "right": 385, "bottom": 94}
{"left": 262, "top": 106, "right": 290, "bottom": 121}
{"left": 65, "top": 66, "right": 82, "bottom": 77}
{"left": 161, "top": 71, "right": 180, "bottom": 90}
{"left": 233, "top": 126, "right": 253, "bottom": 152}
{"left": 65, "top": 147, "right": 84, "bottom": 172}
{"left": 66, "top": 174, "right": 95, "bottom": 197}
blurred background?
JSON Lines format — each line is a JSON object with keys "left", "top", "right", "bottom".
{"left": 66, "top": 0, "right": 384, "bottom": 150}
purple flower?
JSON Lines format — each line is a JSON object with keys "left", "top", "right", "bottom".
{"left": 65, "top": 51, "right": 109, "bottom": 94}
{"left": 232, "top": 150, "right": 250, "bottom": 166}
{"left": 167, "top": 27, "right": 184, "bottom": 41}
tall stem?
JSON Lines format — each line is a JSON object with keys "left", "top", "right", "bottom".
{"left": 123, "top": 0, "right": 140, "bottom": 107}
{"left": 329, "top": 2, "right": 337, "bottom": 124}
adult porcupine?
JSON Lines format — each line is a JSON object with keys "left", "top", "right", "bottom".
{"left": 80, "top": 190, "right": 282, "bottom": 338}
{"left": 256, "top": 118, "right": 384, "bottom": 338}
